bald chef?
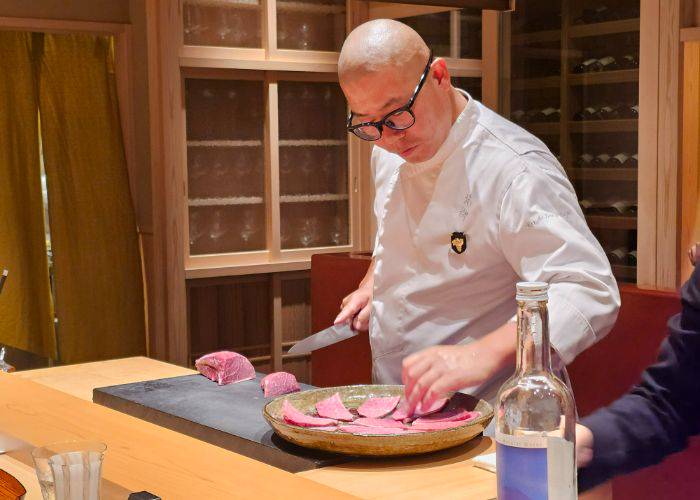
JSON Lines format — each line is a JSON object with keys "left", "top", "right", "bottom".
{"left": 334, "top": 19, "right": 620, "bottom": 414}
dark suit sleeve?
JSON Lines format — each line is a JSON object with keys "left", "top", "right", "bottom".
{"left": 578, "top": 265, "right": 700, "bottom": 492}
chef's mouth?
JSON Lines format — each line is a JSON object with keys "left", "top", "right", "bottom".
{"left": 401, "top": 145, "right": 419, "bottom": 156}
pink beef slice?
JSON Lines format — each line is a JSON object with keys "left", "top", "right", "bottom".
{"left": 282, "top": 400, "right": 338, "bottom": 427}
{"left": 315, "top": 393, "right": 354, "bottom": 421}
{"left": 338, "top": 425, "right": 424, "bottom": 435}
{"left": 260, "top": 372, "right": 300, "bottom": 398}
{"left": 195, "top": 351, "right": 255, "bottom": 386}
{"left": 352, "top": 417, "right": 407, "bottom": 429}
{"left": 392, "top": 397, "right": 449, "bottom": 421}
{"left": 357, "top": 396, "right": 401, "bottom": 418}
{"left": 413, "top": 409, "right": 481, "bottom": 425}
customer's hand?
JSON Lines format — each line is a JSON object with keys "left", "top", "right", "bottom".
{"left": 576, "top": 423, "right": 595, "bottom": 468}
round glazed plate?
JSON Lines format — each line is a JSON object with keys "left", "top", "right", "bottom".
{"left": 263, "top": 385, "right": 493, "bottom": 456}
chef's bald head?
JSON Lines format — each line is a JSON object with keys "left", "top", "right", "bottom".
{"left": 338, "top": 19, "right": 429, "bottom": 81}
{"left": 338, "top": 19, "right": 461, "bottom": 163}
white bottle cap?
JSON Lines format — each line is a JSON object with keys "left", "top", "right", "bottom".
{"left": 516, "top": 281, "right": 549, "bottom": 301}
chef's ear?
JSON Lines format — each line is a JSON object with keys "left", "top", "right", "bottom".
{"left": 431, "top": 58, "right": 450, "bottom": 88}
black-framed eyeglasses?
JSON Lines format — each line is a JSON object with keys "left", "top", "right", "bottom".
{"left": 346, "top": 50, "right": 434, "bottom": 142}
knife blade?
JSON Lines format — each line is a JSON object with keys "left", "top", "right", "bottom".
{"left": 288, "top": 322, "right": 358, "bottom": 355}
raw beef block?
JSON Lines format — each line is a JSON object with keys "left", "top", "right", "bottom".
{"left": 352, "top": 417, "right": 406, "bottom": 429}
{"left": 413, "top": 409, "right": 481, "bottom": 425}
{"left": 282, "top": 400, "right": 338, "bottom": 427}
{"left": 392, "top": 398, "right": 449, "bottom": 421}
{"left": 411, "top": 420, "right": 470, "bottom": 431}
{"left": 315, "top": 393, "right": 354, "bottom": 421}
{"left": 195, "top": 351, "right": 255, "bottom": 386}
{"left": 260, "top": 372, "right": 300, "bottom": 398}
{"left": 338, "top": 425, "right": 424, "bottom": 435}
{"left": 357, "top": 396, "right": 401, "bottom": 418}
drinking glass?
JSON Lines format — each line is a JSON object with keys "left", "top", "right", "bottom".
{"left": 32, "top": 441, "right": 106, "bottom": 500}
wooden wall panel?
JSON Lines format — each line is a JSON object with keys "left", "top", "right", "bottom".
{"left": 281, "top": 276, "right": 312, "bottom": 343}
{"left": 680, "top": 42, "right": 700, "bottom": 282}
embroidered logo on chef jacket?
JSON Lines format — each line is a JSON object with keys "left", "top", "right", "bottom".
{"left": 450, "top": 231, "right": 467, "bottom": 254}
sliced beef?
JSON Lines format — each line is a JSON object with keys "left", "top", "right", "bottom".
{"left": 413, "top": 409, "right": 481, "bottom": 425}
{"left": 260, "top": 372, "right": 300, "bottom": 398}
{"left": 391, "top": 397, "right": 449, "bottom": 421}
{"left": 195, "top": 351, "right": 255, "bottom": 386}
{"left": 357, "top": 396, "right": 401, "bottom": 418}
{"left": 338, "top": 425, "right": 424, "bottom": 435}
{"left": 282, "top": 400, "right": 338, "bottom": 427}
{"left": 315, "top": 393, "right": 354, "bottom": 421}
{"left": 352, "top": 417, "right": 407, "bottom": 429}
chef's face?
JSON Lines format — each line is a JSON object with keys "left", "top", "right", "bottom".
{"left": 342, "top": 59, "right": 454, "bottom": 163}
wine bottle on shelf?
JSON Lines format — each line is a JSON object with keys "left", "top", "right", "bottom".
{"left": 625, "top": 153, "right": 639, "bottom": 167}
{"left": 525, "top": 108, "right": 543, "bottom": 122}
{"left": 591, "top": 153, "right": 611, "bottom": 167}
{"left": 540, "top": 107, "right": 561, "bottom": 122}
{"left": 617, "top": 104, "right": 639, "bottom": 119}
{"left": 607, "top": 153, "right": 630, "bottom": 166}
{"left": 598, "top": 56, "right": 619, "bottom": 72}
{"left": 511, "top": 109, "right": 526, "bottom": 123}
{"left": 577, "top": 153, "right": 594, "bottom": 167}
{"left": 619, "top": 54, "right": 639, "bottom": 69}
{"left": 628, "top": 250, "right": 638, "bottom": 265}
{"left": 610, "top": 200, "right": 635, "bottom": 215}
{"left": 574, "top": 105, "right": 599, "bottom": 121}
{"left": 574, "top": 6, "right": 611, "bottom": 24}
{"left": 606, "top": 246, "right": 629, "bottom": 264}
{"left": 596, "top": 105, "right": 619, "bottom": 120}
{"left": 579, "top": 198, "right": 595, "bottom": 213}
{"left": 573, "top": 58, "right": 601, "bottom": 73}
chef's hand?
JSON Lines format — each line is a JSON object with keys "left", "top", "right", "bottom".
{"left": 402, "top": 344, "right": 496, "bottom": 414}
{"left": 334, "top": 286, "right": 372, "bottom": 331}
{"left": 334, "top": 260, "right": 374, "bottom": 331}
{"left": 402, "top": 322, "right": 517, "bottom": 414}
{"left": 576, "top": 423, "right": 594, "bottom": 468}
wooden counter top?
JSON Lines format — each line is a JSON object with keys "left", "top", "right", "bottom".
{"left": 5, "top": 357, "right": 610, "bottom": 499}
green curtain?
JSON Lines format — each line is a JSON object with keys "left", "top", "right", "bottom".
{"left": 0, "top": 32, "right": 56, "bottom": 359}
{"left": 37, "top": 33, "right": 145, "bottom": 363}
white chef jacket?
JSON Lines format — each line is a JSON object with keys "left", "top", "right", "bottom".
{"left": 369, "top": 91, "right": 620, "bottom": 401}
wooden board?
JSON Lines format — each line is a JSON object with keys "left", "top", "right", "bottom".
{"left": 93, "top": 373, "right": 353, "bottom": 472}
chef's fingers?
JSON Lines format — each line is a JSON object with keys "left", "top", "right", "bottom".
{"left": 334, "top": 294, "right": 365, "bottom": 325}
{"left": 407, "top": 368, "right": 442, "bottom": 415}
{"left": 425, "top": 375, "right": 462, "bottom": 407}
{"left": 402, "top": 353, "right": 431, "bottom": 389}
{"left": 353, "top": 303, "right": 371, "bottom": 331}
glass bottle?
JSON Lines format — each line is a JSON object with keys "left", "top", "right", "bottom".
{"left": 496, "top": 282, "right": 577, "bottom": 500}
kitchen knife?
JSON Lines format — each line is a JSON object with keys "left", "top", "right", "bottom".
{"left": 287, "top": 322, "right": 358, "bottom": 355}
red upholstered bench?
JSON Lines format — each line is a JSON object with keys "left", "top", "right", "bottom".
{"left": 311, "top": 253, "right": 699, "bottom": 499}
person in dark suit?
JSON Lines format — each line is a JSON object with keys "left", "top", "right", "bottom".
{"left": 576, "top": 244, "right": 700, "bottom": 491}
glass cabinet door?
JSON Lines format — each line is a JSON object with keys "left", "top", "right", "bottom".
{"left": 185, "top": 78, "right": 266, "bottom": 255}
{"left": 276, "top": 0, "right": 346, "bottom": 52}
{"left": 278, "top": 80, "right": 349, "bottom": 250}
{"left": 183, "top": 0, "right": 263, "bottom": 48}
{"left": 509, "top": 0, "right": 640, "bottom": 283}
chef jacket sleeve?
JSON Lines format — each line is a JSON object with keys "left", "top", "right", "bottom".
{"left": 498, "top": 153, "right": 621, "bottom": 363}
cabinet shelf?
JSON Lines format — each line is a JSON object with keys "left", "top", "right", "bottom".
{"left": 569, "top": 119, "right": 638, "bottom": 133}
{"left": 569, "top": 168, "right": 637, "bottom": 181}
{"left": 185, "top": 0, "right": 261, "bottom": 10}
{"left": 277, "top": 1, "right": 345, "bottom": 14}
{"left": 569, "top": 18, "right": 640, "bottom": 38}
{"left": 568, "top": 69, "right": 639, "bottom": 86}
{"left": 586, "top": 214, "right": 637, "bottom": 230}
{"left": 512, "top": 29, "right": 561, "bottom": 46}
{"left": 512, "top": 75, "right": 561, "bottom": 90}
{"left": 278, "top": 139, "right": 347, "bottom": 147}
{"left": 188, "top": 196, "right": 264, "bottom": 207}
{"left": 187, "top": 139, "right": 262, "bottom": 147}
{"left": 522, "top": 122, "right": 560, "bottom": 135}
{"left": 280, "top": 193, "right": 348, "bottom": 203}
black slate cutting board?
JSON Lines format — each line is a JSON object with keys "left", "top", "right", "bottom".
{"left": 93, "top": 373, "right": 353, "bottom": 472}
